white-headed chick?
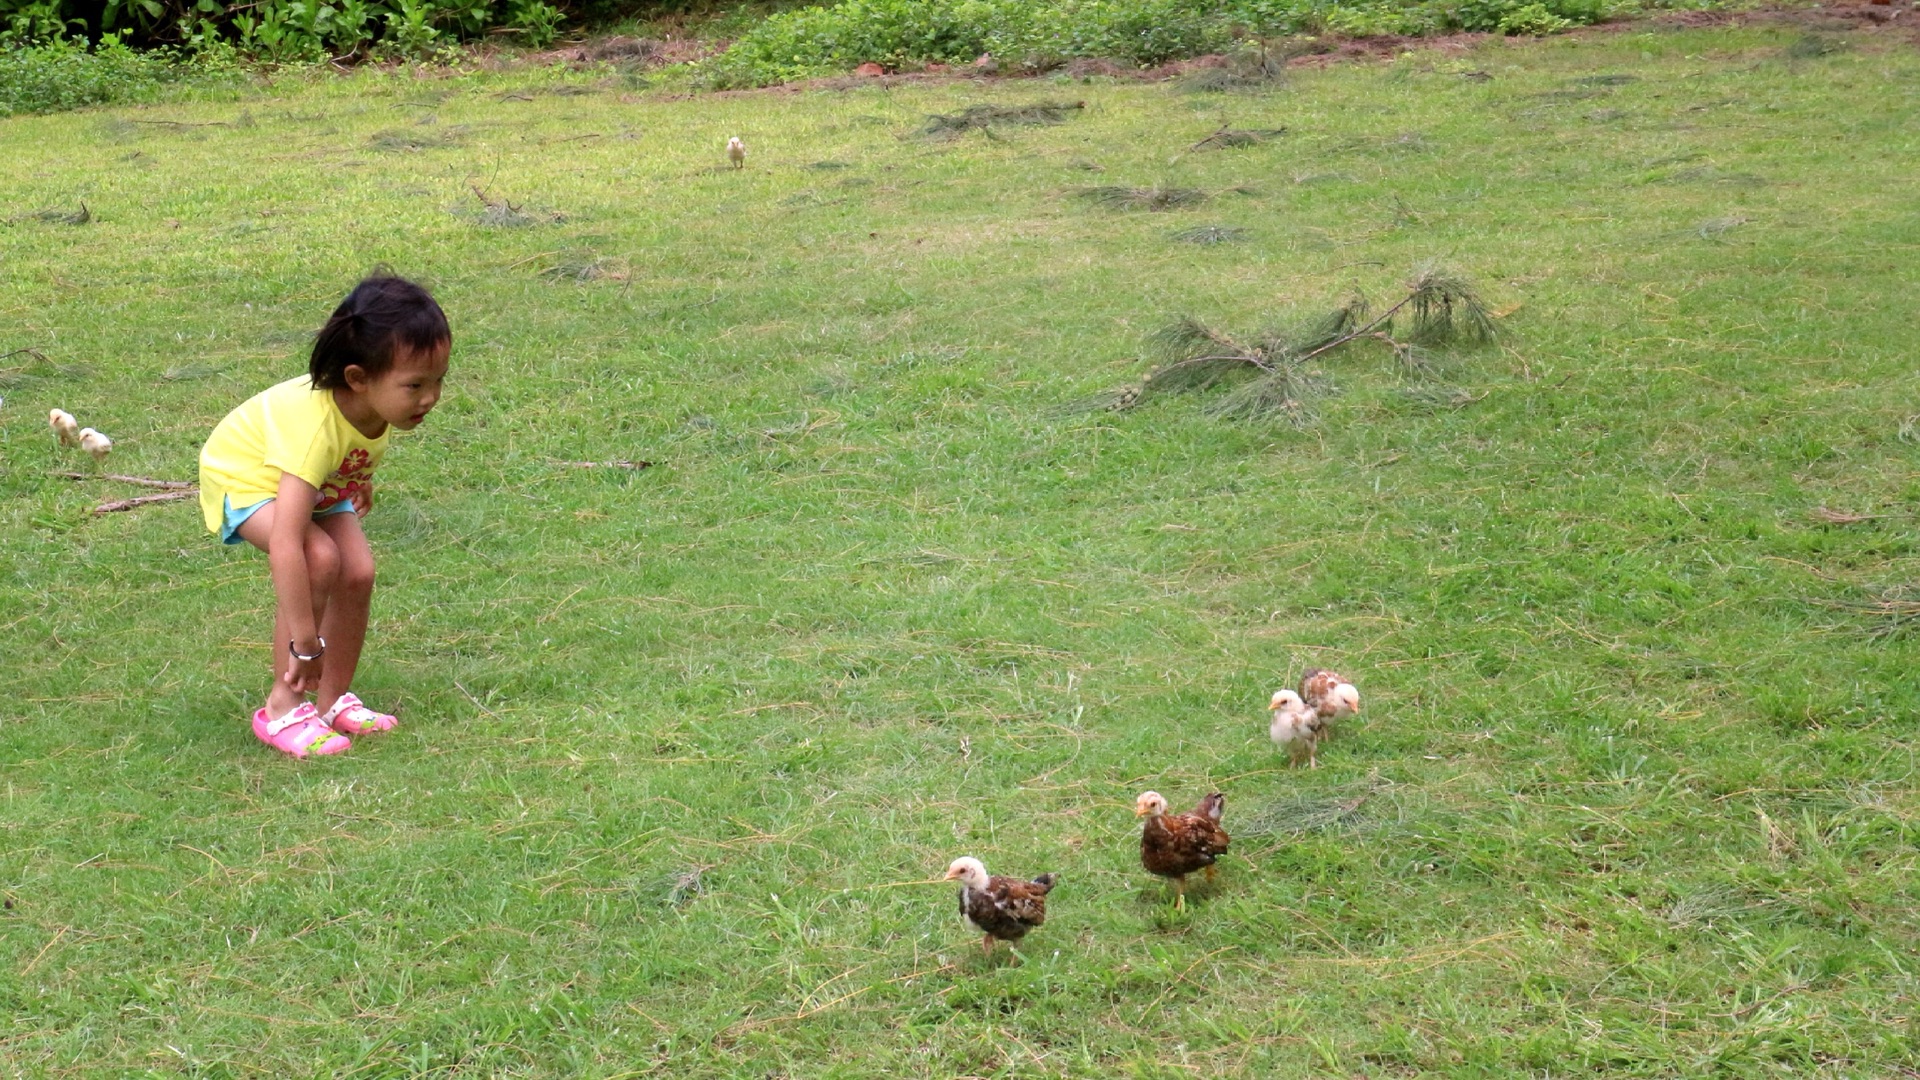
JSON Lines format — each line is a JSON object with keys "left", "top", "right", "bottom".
{"left": 49, "top": 408, "right": 79, "bottom": 446}
{"left": 726, "top": 136, "right": 746, "bottom": 170}
{"left": 1268, "top": 688, "right": 1326, "bottom": 768}
{"left": 78, "top": 427, "right": 112, "bottom": 462}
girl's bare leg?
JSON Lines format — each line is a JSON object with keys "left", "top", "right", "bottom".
{"left": 314, "top": 511, "right": 375, "bottom": 711}
{"left": 235, "top": 503, "right": 341, "bottom": 718}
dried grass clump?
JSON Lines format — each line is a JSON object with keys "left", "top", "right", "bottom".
{"left": 1182, "top": 45, "right": 1288, "bottom": 92}
{"left": 1190, "top": 124, "right": 1286, "bottom": 151}
{"left": 1071, "top": 264, "right": 1498, "bottom": 422}
{"left": 464, "top": 185, "right": 562, "bottom": 228}
{"left": 921, "top": 100, "right": 1085, "bottom": 138}
{"left": 539, "top": 254, "right": 628, "bottom": 283}
{"left": 9, "top": 202, "right": 89, "bottom": 225}
{"left": 368, "top": 129, "right": 465, "bottom": 153}
{"left": 1816, "top": 584, "right": 1920, "bottom": 639}
{"left": 1076, "top": 185, "right": 1208, "bottom": 211}
{"left": 1170, "top": 225, "right": 1249, "bottom": 245}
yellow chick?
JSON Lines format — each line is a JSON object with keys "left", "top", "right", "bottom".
{"left": 78, "top": 427, "right": 112, "bottom": 462}
{"left": 726, "top": 136, "right": 746, "bottom": 170}
{"left": 49, "top": 408, "right": 79, "bottom": 446}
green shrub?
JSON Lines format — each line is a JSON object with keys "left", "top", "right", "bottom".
{"left": 0, "top": 0, "right": 565, "bottom": 60}
{"left": 703, "top": 0, "right": 1629, "bottom": 87}
{"left": 0, "top": 33, "right": 195, "bottom": 115}
{"left": 704, "top": 0, "right": 1248, "bottom": 87}
{"left": 1497, "top": 2, "right": 1571, "bottom": 33}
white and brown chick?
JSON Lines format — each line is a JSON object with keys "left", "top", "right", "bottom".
{"left": 945, "top": 856, "right": 1056, "bottom": 957}
{"left": 726, "top": 136, "right": 746, "bottom": 169}
{"left": 77, "top": 427, "right": 112, "bottom": 462}
{"left": 1269, "top": 688, "right": 1327, "bottom": 768}
{"left": 49, "top": 408, "right": 79, "bottom": 446}
{"left": 1135, "top": 791, "right": 1229, "bottom": 909}
{"left": 1299, "top": 668, "right": 1359, "bottom": 739}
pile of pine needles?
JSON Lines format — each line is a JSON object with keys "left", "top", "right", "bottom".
{"left": 8, "top": 202, "right": 89, "bottom": 225}
{"left": 537, "top": 252, "right": 628, "bottom": 283}
{"left": 465, "top": 185, "right": 560, "bottom": 228}
{"left": 920, "top": 100, "right": 1084, "bottom": 138}
{"left": 1238, "top": 778, "right": 1386, "bottom": 838}
{"left": 1074, "top": 265, "right": 1498, "bottom": 421}
{"left": 1170, "top": 225, "right": 1249, "bottom": 245}
{"left": 1189, "top": 124, "right": 1286, "bottom": 151}
{"left": 1076, "top": 185, "right": 1210, "bottom": 211}
{"left": 1816, "top": 584, "right": 1920, "bottom": 639}
{"left": 1183, "top": 44, "right": 1289, "bottom": 92}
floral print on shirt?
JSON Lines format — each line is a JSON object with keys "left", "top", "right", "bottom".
{"left": 315, "top": 447, "right": 375, "bottom": 516}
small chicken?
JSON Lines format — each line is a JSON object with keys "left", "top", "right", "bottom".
{"left": 726, "top": 136, "right": 746, "bottom": 170}
{"left": 944, "top": 856, "right": 1056, "bottom": 957}
{"left": 1299, "top": 668, "right": 1360, "bottom": 740}
{"left": 1268, "top": 688, "right": 1326, "bottom": 768}
{"left": 1135, "top": 791, "right": 1229, "bottom": 909}
{"left": 49, "top": 408, "right": 79, "bottom": 446}
{"left": 77, "top": 427, "right": 112, "bottom": 462}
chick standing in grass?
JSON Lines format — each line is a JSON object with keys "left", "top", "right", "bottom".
{"left": 77, "top": 427, "right": 112, "bottom": 462}
{"left": 1136, "top": 791, "right": 1230, "bottom": 909}
{"left": 198, "top": 274, "right": 450, "bottom": 758}
{"left": 945, "top": 856, "right": 1056, "bottom": 958}
{"left": 726, "top": 136, "right": 746, "bottom": 170}
{"left": 1299, "top": 668, "right": 1360, "bottom": 740}
{"left": 49, "top": 408, "right": 79, "bottom": 446}
{"left": 1268, "top": 688, "right": 1326, "bottom": 768}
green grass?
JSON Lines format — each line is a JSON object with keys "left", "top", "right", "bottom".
{"left": 4, "top": 23, "right": 1920, "bottom": 1077}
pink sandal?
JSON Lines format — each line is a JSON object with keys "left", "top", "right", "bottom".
{"left": 322, "top": 693, "right": 397, "bottom": 735}
{"left": 253, "top": 703, "right": 351, "bottom": 757}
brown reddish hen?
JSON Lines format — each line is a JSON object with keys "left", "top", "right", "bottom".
{"left": 1135, "top": 791, "right": 1229, "bottom": 908}
{"left": 944, "top": 856, "right": 1057, "bottom": 958}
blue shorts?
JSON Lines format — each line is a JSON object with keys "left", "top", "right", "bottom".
{"left": 220, "top": 495, "right": 358, "bottom": 545}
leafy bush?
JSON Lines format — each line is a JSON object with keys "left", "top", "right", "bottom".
{"left": 705, "top": 0, "right": 1248, "bottom": 87}
{"left": 1453, "top": 0, "right": 1607, "bottom": 32}
{"left": 0, "top": 33, "right": 203, "bottom": 115}
{"left": 702, "top": 0, "right": 1628, "bottom": 87}
{"left": 1497, "top": 3, "right": 1572, "bottom": 33}
{"left": 0, "top": 0, "right": 566, "bottom": 60}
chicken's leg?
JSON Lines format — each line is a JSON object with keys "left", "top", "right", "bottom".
{"left": 981, "top": 934, "right": 996, "bottom": 956}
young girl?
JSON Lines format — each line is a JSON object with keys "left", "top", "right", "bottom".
{"left": 200, "top": 275, "right": 450, "bottom": 757}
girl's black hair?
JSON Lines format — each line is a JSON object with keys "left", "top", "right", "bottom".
{"left": 308, "top": 274, "right": 451, "bottom": 390}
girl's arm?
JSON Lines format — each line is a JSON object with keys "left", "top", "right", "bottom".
{"left": 267, "top": 470, "right": 325, "bottom": 694}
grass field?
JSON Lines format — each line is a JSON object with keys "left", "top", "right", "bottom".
{"left": 4, "top": 17, "right": 1920, "bottom": 1077}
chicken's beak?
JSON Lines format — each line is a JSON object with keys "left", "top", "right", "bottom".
{"left": 1133, "top": 805, "right": 1149, "bottom": 817}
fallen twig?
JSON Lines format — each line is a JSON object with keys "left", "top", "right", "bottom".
{"left": 92, "top": 490, "right": 195, "bottom": 514}
{"left": 560, "top": 459, "right": 652, "bottom": 469}
{"left": 61, "top": 472, "right": 195, "bottom": 489}
{"left": 1810, "top": 506, "right": 1881, "bottom": 524}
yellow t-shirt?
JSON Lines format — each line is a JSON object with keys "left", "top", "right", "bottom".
{"left": 198, "top": 375, "right": 388, "bottom": 535}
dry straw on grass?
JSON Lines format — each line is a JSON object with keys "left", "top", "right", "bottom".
{"left": 1076, "top": 185, "right": 1209, "bottom": 211}
{"left": 920, "top": 100, "right": 1085, "bottom": 138}
{"left": 1072, "top": 264, "right": 1498, "bottom": 420}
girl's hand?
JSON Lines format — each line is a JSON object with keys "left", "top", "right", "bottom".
{"left": 283, "top": 649, "right": 324, "bottom": 695}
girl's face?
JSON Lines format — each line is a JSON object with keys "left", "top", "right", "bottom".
{"left": 346, "top": 342, "right": 449, "bottom": 432}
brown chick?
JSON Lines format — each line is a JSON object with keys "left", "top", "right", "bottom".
{"left": 1299, "top": 668, "right": 1359, "bottom": 739}
{"left": 1135, "top": 791, "right": 1229, "bottom": 909}
{"left": 944, "top": 856, "right": 1057, "bottom": 958}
